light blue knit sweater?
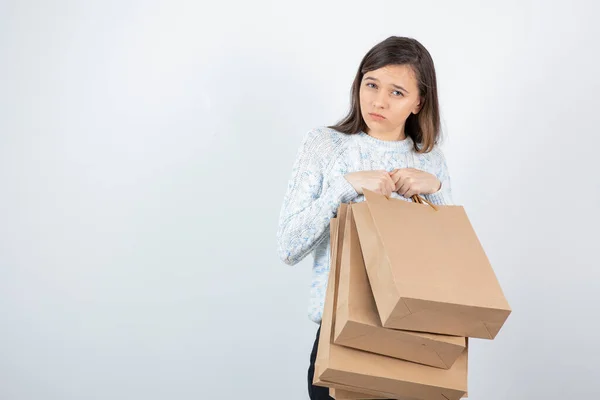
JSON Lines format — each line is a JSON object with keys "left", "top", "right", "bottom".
{"left": 277, "top": 126, "right": 453, "bottom": 324}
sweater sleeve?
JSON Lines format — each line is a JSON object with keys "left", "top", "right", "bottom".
{"left": 277, "top": 128, "right": 358, "bottom": 265}
{"left": 423, "top": 147, "right": 454, "bottom": 205}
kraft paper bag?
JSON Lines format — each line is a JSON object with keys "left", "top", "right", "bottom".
{"left": 331, "top": 386, "right": 469, "bottom": 399}
{"left": 313, "top": 204, "right": 469, "bottom": 400}
{"left": 334, "top": 203, "right": 466, "bottom": 369}
{"left": 330, "top": 387, "right": 388, "bottom": 399}
{"left": 352, "top": 190, "right": 511, "bottom": 339}
{"left": 317, "top": 213, "right": 388, "bottom": 398}
{"left": 323, "top": 209, "right": 405, "bottom": 400}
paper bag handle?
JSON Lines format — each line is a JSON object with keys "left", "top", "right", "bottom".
{"left": 411, "top": 194, "right": 439, "bottom": 211}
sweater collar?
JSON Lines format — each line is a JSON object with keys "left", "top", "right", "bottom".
{"left": 357, "top": 131, "right": 415, "bottom": 152}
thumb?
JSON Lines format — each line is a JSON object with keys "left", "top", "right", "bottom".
{"left": 389, "top": 169, "right": 401, "bottom": 184}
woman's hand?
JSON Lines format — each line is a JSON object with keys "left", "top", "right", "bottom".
{"left": 389, "top": 168, "right": 441, "bottom": 198}
{"left": 344, "top": 170, "right": 396, "bottom": 197}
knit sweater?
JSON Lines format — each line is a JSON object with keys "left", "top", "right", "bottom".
{"left": 276, "top": 126, "right": 454, "bottom": 324}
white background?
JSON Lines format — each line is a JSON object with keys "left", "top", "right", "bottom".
{"left": 1, "top": 1, "right": 599, "bottom": 399}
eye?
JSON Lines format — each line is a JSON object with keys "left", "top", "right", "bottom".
{"left": 392, "top": 90, "right": 404, "bottom": 97}
{"left": 366, "top": 82, "right": 377, "bottom": 89}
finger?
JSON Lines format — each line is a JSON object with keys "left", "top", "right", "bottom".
{"left": 377, "top": 181, "right": 388, "bottom": 197}
{"left": 401, "top": 179, "right": 415, "bottom": 197}
{"left": 404, "top": 188, "right": 417, "bottom": 199}
{"left": 397, "top": 175, "right": 410, "bottom": 194}
{"left": 383, "top": 174, "right": 395, "bottom": 196}
{"left": 384, "top": 178, "right": 394, "bottom": 197}
{"left": 405, "top": 181, "right": 423, "bottom": 198}
{"left": 380, "top": 186, "right": 392, "bottom": 198}
{"left": 391, "top": 172, "right": 403, "bottom": 190}
{"left": 390, "top": 174, "right": 399, "bottom": 190}
{"left": 385, "top": 174, "right": 395, "bottom": 195}
{"left": 377, "top": 174, "right": 391, "bottom": 195}
{"left": 397, "top": 182, "right": 408, "bottom": 196}
{"left": 388, "top": 170, "right": 398, "bottom": 187}
{"left": 392, "top": 169, "right": 405, "bottom": 187}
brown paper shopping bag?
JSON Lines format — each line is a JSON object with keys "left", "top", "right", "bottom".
{"left": 330, "top": 387, "right": 388, "bottom": 399}
{"left": 331, "top": 386, "right": 469, "bottom": 400}
{"left": 352, "top": 190, "right": 511, "bottom": 339}
{"left": 334, "top": 203, "right": 466, "bottom": 369}
{"left": 317, "top": 213, "right": 388, "bottom": 398}
{"left": 313, "top": 204, "right": 469, "bottom": 400}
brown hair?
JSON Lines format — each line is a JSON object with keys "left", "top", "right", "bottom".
{"left": 328, "top": 36, "right": 441, "bottom": 153}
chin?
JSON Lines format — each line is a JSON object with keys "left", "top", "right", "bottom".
{"left": 362, "top": 118, "right": 376, "bottom": 131}
{"left": 364, "top": 120, "right": 384, "bottom": 133}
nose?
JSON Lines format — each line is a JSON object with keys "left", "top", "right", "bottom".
{"left": 372, "top": 90, "right": 387, "bottom": 109}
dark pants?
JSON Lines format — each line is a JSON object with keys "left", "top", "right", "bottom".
{"left": 307, "top": 325, "right": 334, "bottom": 399}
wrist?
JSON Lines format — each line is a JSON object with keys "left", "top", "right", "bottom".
{"left": 342, "top": 175, "right": 361, "bottom": 196}
{"left": 430, "top": 179, "right": 442, "bottom": 194}
{"left": 343, "top": 173, "right": 361, "bottom": 194}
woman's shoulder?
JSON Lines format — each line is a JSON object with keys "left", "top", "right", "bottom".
{"left": 414, "top": 141, "right": 447, "bottom": 159}
{"left": 413, "top": 142, "right": 449, "bottom": 172}
{"left": 298, "top": 126, "right": 353, "bottom": 154}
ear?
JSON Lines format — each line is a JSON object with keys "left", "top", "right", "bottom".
{"left": 413, "top": 98, "right": 423, "bottom": 115}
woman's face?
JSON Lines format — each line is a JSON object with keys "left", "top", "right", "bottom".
{"left": 359, "top": 64, "right": 422, "bottom": 139}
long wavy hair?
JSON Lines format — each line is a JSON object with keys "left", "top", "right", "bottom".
{"left": 328, "top": 36, "right": 441, "bottom": 153}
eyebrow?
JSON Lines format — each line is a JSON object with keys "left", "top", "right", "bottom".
{"left": 364, "top": 76, "right": 409, "bottom": 94}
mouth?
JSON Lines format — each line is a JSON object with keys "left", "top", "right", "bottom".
{"left": 368, "top": 112, "right": 386, "bottom": 120}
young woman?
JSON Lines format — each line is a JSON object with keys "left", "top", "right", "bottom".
{"left": 276, "top": 36, "right": 453, "bottom": 400}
